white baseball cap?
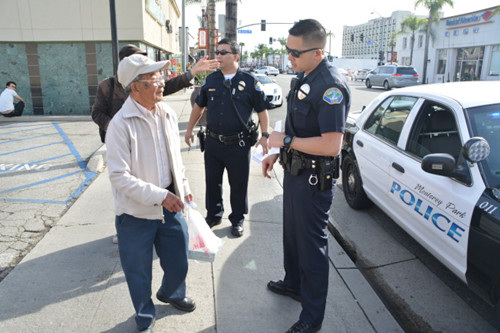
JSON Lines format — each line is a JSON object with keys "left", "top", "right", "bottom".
{"left": 117, "top": 54, "right": 170, "bottom": 87}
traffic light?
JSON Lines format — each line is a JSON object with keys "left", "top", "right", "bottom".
{"left": 269, "top": 37, "right": 273, "bottom": 44}
{"left": 379, "top": 50, "right": 384, "bottom": 62}
{"left": 350, "top": 34, "right": 354, "bottom": 42}
{"left": 360, "top": 33, "right": 364, "bottom": 42}
{"left": 261, "top": 20, "right": 266, "bottom": 31}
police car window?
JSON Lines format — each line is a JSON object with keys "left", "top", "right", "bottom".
{"left": 465, "top": 104, "right": 500, "bottom": 188}
{"left": 364, "top": 96, "right": 416, "bottom": 145}
{"left": 406, "top": 103, "right": 461, "bottom": 160}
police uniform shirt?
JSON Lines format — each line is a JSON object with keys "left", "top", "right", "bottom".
{"left": 286, "top": 58, "right": 351, "bottom": 139}
{"left": 195, "top": 69, "right": 268, "bottom": 135}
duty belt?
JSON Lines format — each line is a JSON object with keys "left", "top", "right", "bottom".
{"left": 206, "top": 129, "right": 246, "bottom": 146}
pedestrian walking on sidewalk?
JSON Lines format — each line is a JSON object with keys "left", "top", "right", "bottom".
{"left": 262, "top": 19, "right": 351, "bottom": 333}
{"left": 106, "top": 54, "right": 196, "bottom": 332}
{"left": 0, "top": 81, "right": 25, "bottom": 117}
{"left": 184, "top": 38, "right": 270, "bottom": 237}
{"left": 92, "top": 44, "right": 218, "bottom": 244}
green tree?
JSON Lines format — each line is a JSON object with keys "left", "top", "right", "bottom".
{"left": 415, "top": 0, "right": 454, "bottom": 84}
{"left": 398, "top": 15, "right": 427, "bottom": 66}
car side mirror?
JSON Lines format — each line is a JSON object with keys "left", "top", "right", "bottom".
{"left": 421, "top": 153, "right": 471, "bottom": 184}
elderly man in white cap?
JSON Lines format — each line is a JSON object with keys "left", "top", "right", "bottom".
{"left": 106, "top": 54, "right": 195, "bottom": 333}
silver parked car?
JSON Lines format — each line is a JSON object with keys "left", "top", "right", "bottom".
{"left": 365, "top": 65, "right": 419, "bottom": 90}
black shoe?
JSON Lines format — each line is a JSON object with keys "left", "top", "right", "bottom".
{"left": 206, "top": 218, "right": 221, "bottom": 228}
{"left": 156, "top": 291, "right": 196, "bottom": 312}
{"left": 267, "top": 280, "right": 301, "bottom": 302}
{"left": 286, "top": 320, "right": 322, "bottom": 333}
{"left": 137, "top": 318, "right": 155, "bottom": 332}
{"left": 231, "top": 225, "right": 243, "bottom": 237}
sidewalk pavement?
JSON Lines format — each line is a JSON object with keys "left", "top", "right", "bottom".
{"left": 0, "top": 89, "right": 402, "bottom": 332}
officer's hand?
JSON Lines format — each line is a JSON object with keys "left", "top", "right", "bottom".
{"left": 191, "top": 56, "right": 220, "bottom": 76}
{"left": 257, "top": 136, "right": 269, "bottom": 154}
{"left": 185, "top": 129, "right": 194, "bottom": 147}
{"left": 162, "top": 192, "right": 185, "bottom": 213}
{"left": 262, "top": 154, "right": 278, "bottom": 178}
{"left": 268, "top": 131, "right": 286, "bottom": 149}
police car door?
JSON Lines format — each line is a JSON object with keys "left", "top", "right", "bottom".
{"left": 354, "top": 96, "right": 416, "bottom": 208}
{"left": 388, "top": 99, "right": 483, "bottom": 282}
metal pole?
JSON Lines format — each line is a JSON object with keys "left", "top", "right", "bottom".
{"left": 329, "top": 31, "right": 332, "bottom": 57}
{"left": 109, "top": 0, "right": 119, "bottom": 76}
{"left": 181, "top": 0, "right": 186, "bottom": 72}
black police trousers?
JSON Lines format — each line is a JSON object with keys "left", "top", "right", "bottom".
{"left": 282, "top": 168, "right": 334, "bottom": 325}
{"left": 203, "top": 136, "right": 250, "bottom": 226}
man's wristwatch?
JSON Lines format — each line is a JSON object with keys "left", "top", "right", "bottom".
{"left": 262, "top": 132, "right": 270, "bottom": 138}
{"left": 283, "top": 135, "right": 294, "bottom": 149}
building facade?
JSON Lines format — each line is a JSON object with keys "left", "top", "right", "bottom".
{"left": 397, "top": 6, "right": 500, "bottom": 83}
{"left": 0, "top": 0, "right": 181, "bottom": 115}
{"left": 342, "top": 11, "right": 412, "bottom": 61}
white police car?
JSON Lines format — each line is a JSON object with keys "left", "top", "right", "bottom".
{"left": 341, "top": 81, "right": 500, "bottom": 304}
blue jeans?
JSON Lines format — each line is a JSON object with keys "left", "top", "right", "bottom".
{"left": 115, "top": 208, "right": 189, "bottom": 329}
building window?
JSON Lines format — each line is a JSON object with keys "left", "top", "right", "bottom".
{"left": 455, "top": 46, "right": 484, "bottom": 81}
{"left": 418, "top": 35, "right": 423, "bottom": 48}
{"left": 489, "top": 45, "right": 500, "bottom": 76}
{"left": 437, "top": 49, "right": 447, "bottom": 74}
{"left": 403, "top": 37, "right": 407, "bottom": 49}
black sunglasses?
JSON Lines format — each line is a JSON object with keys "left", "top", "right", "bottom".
{"left": 285, "top": 46, "right": 320, "bottom": 58}
{"left": 215, "top": 50, "right": 234, "bottom": 55}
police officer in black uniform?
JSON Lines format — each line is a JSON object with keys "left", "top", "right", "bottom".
{"left": 185, "top": 38, "right": 270, "bottom": 237}
{"left": 262, "top": 20, "right": 351, "bottom": 333}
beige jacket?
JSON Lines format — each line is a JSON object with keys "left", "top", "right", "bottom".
{"left": 106, "top": 96, "right": 191, "bottom": 220}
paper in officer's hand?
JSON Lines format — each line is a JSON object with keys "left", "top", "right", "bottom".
{"left": 252, "top": 120, "right": 282, "bottom": 164}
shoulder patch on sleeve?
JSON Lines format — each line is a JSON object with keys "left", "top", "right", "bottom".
{"left": 255, "top": 81, "right": 263, "bottom": 92}
{"left": 323, "top": 87, "right": 343, "bottom": 105}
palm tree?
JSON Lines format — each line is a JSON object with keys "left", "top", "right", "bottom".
{"left": 415, "top": 0, "right": 454, "bottom": 84}
{"left": 388, "top": 32, "right": 398, "bottom": 64}
{"left": 225, "top": 0, "right": 238, "bottom": 41}
{"left": 398, "top": 15, "right": 427, "bottom": 66}
{"left": 187, "top": 0, "right": 223, "bottom": 58}
{"left": 257, "top": 43, "right": 268, "bottom": 65}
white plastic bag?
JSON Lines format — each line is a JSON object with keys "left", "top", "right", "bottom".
{"left": 185, "top": 205, "right": 224, "bottom": 262}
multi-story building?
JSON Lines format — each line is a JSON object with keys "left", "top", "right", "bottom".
{"left": 397, "top": 6, "right": 500, "bottom": 83}
{"left": 342, "top": 11, "right": 412, "bottom": 61}
{"left": 0, "top": 0, "right": 181, "bottom": 115}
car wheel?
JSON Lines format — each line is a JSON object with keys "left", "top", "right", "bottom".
{"left": 384, "top": 81, "right": 391, "bottom": 90}
{"left": 365, "top": 79, "right": 371, "bottom": 88}
{"left": 341, "top": 154, "right": 373, "bottom": 209}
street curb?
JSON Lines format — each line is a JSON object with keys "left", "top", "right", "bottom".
{"left": 87, "top": 144, "right": 106, "bottom": 173}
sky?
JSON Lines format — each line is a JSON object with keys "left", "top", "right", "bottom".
{"left": 179, "top": 0, "right": 500, "bottom": 57}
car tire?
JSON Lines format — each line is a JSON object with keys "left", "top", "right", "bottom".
{"left": 341, "top": 154, "right": 373, "bottom": 209}
{"left": 365, "top": 79, "right": 372, "bottom": 88}
{"left": 384, "top": 81, "right": 391, "bottom": 90}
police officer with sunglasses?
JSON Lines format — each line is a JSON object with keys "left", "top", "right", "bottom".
{"left": 262, "top": 19, "right": 351, "bottom": 333}
{"left": 185, "top": 38, "right": 270, "bottom": 237}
